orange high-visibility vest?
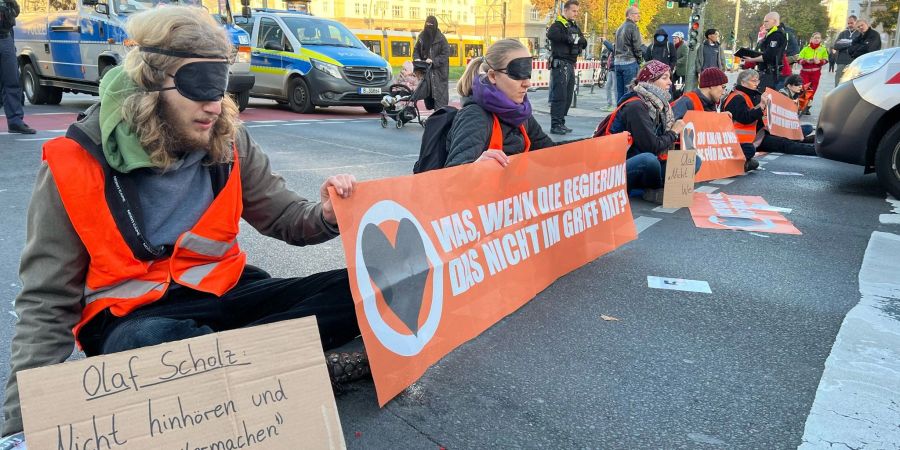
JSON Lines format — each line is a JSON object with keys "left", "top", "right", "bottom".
{"left": 724, "top": 90, "right": 759, "bottom": 144}
{"left": 42, "top": 136, "right": 246, "bottom": 347}
{"left": 671, "top": 90, "right": 704, "bottom": 112}
{"left": 488, "top": 114, "right": 530, "bottom": 153}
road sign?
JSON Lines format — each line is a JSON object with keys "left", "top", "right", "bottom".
{"left": 666, "top": 1, "right": 674, "bottom": 8}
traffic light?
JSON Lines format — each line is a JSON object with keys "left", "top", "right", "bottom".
{"left": 688, "top": 13, "right": 701, "bottom": 49}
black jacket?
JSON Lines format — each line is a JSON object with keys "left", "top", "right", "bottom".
{"left": 547, "top": 16, "right": 587, "bottom": 64}
{"left": 445, "top": 99, "right": 555, "bottom": 167}
{"left": 610, "top": 93, "right": 677, "bottom": 158}
{"left": 645, "top": 29, "right": 676, "bottom": 70}
{"left": 723, "top": 85, "right": 764, "bottom": 131}
{"left": 849, "top": 28, "right": 882, "bottom": 59}
{"left": 758, "top": 26, "right": 786, "bottom": 74}
{"left": 832, "top": 28, "right": 858, "bottom": 64}
{"left": 0, "top": 0, "right": 20, "bottom": 32}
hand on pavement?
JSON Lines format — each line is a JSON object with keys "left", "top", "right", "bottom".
{"left": 320, "top": 174, "right": 357, "bottom": 226}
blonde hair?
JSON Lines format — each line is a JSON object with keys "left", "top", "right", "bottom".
{"left": 121, "top": 6, "right": 238, "bottom": 170}
{"left": 457, "top": 39, "right": 528, "bottom": 97}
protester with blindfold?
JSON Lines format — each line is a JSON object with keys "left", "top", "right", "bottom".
{"left": 413, "top": 16, "right": 451, "bottom": 109}
{"left": 444, "top": 39, "right": 555, "bottom": 168}
{"left": 0, "top": 7, "right": 369, "bottom": 444}
{"left": 594, "top": 60, "right": 696, "bottom": 204}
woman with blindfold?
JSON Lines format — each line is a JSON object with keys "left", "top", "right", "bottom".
{"left": 413, "top": 16, "right": 451, "bottom": 109}
{"left": 444, "top": 39, "right": 555, "bottom": 168}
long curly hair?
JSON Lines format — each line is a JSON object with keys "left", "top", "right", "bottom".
{"left": 121, "top": 6, "right": 239, "bottom": 169}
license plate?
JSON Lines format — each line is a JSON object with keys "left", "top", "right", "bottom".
{"left": 359, "top": 87, "right": 381, "bottom": 94}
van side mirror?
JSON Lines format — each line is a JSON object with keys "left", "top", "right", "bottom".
{"left": 94, "top": 3, "right": 108, "bottom": 14}
{"left": 263, "top": 41, "right": 284, "bottom": 52}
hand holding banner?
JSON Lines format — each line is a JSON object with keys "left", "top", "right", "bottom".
{"left": 331, "top": 135, "right": 637, "bottom": 406}
{"left": 764, "top": 88, "right": 804, "bottom": 141}
{"left": 682, "top": 110, "right": 746, "bottom": 182}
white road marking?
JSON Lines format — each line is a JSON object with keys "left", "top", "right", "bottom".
{"left": 652, "top": 206, "right": 681, "bottom": 213}
{"left": 749, "top": 232, "right": 770, "bottom": 238}
{"left": 634, "top": 216, "right": 661, "bottom": 234}
{"left": 770, "top": 152, "right": 784, "bottom": 156}
{"left": 709, "top": 179, "right": 735, "bottom": 185}
{"left": 695, "top": 185, "right": 718, "bottom": 193}
{"left": 771, "top": 171, "right": 804, "bottom": 176}
{"left": 281, "top": 122, "right": 310, "bottom": 126}
{"left": 647, "top": 276, "right": 712, "bottom": 294}
{"left": 751, "top": 204, "right": 793, "bottom": 214}
{"left": 799, "top": 231, "right": 900, "bottom": 449}
{"left": 880, "top": 195, "right": 900, "bottom": 225}
{"left": 245, "top": 124, "right": 277, "bottom": 128}
{"left": 763, "top": 154, "right": 779, "bottom": 161}
{"left": 250, "top": 120, "right": 287, "bottom": 124}
{"left": 16, "top": 137, "right": 54, "bottom": 142}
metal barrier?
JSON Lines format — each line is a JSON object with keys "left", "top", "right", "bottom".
{"left": 530, "top": 60, "right": 603, "bottom": 89}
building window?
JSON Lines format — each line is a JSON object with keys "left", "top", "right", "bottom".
{"left": 530, "top": 7, "right": 540, "bottom": 21}
{"left": 22, "top": 0, "right": 48, "bottom": 13}
{"left": 410, "top": 7, "right": 419, "bottom": 18}
{"left": 392, "top": 41, "right": 411, "bottom": 57}
{"left": 393, "top": 5, "right": 402, "bottom": 17}
{"left": 354, "top": 2, "right": 361, "bottom": 15}
{"left": 448, "top": 43, "right": 458, "bottom": 57}
{"left": 426, "top": 7, "right": 435, "bottom": 16}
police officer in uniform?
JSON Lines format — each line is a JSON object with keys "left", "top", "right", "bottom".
{"left": 0, "top": 0, "right": 35, "bottom": 134}
{"left": 546, "top": 0, "right": 587, "bottom": 135}
{"left": 745, "top": 12, "right": 786, "bottom": 93}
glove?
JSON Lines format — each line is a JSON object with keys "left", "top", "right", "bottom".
{"left": 0, "top": 433, "right": 26, "bottom": 450}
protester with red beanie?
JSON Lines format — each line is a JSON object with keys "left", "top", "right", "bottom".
{"left": 672, "top": 67, "right": 729, "bottom": 120}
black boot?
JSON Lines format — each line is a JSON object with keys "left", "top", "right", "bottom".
{"left": 7, "top": 123, "right": 36, "bottom": 134}
{"left": 326, "top": 351, "right": 371, "bottom": 394}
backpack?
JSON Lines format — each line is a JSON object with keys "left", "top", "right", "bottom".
{"left": 413, "top": 106, "right": 459, "bottom": 173}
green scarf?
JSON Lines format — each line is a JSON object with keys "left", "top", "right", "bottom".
{"left": 98, "top": 66, "right": 155, "bottom": 173}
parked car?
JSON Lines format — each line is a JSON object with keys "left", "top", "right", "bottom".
{"left": 234, "top": 10, "right": 392, "bottom": 113}
{"left": 816, "top": 48, "right": 900, "bottom": 198}
{"left": 13, "top": 0, "right": 254, "bottom": 110}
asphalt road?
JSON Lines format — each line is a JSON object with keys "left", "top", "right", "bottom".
{"left": 0, "top": 78, "right": 897, "bottom": 448}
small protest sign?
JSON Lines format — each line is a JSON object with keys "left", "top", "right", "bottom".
{"left": 662, "top": 149, "right": 697, "bottom": 208}
{"left": 18, "top": 317, "right": 344, "bottom": 449}
{"left": 682, "top": 111, "right": 746, "bottom": 182}
{"left": 764, "top": 89, "right": 804, "bottom": 141}
{"left": 331, "top": 135, "right": 637, "bottom": 406}
{"left": 689, "top": 192, "right": 801, "bottom": 234}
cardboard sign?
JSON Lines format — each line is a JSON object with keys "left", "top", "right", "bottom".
{"left": 682, "top": 111, "right": 746, "bottom": 182}
{"left": 689, "top": 192, "right": 801, "bottom": 235}
{"left": 662, "top": 149, "right": 697, "bottom": 208}
{"left": 19, "top": 318, "right": 344, "bottom": 449}
{"left": 331, "top": 135, "right": 637, "bottom": 406}
{"left": 764, "top": 88, "right": 804, "bottom": 141}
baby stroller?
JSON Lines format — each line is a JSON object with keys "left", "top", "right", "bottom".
{"left": 380, "top": 60, "right": 431, "bottom": 129}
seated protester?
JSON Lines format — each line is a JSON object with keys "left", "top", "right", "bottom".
{"left": 779, "top": 74, "right": 815, "bottom": 141}
{"left": 724, "top": 69, "right": 816, "bottom": 163}
{"left": 594, "top": 60, "right": 696, "bottom": 204}
{"left": 672, "top": 67, "right": 729, "bottom": 120}
{"left": 445, "top": 39, "right": 555, "bottom": 167}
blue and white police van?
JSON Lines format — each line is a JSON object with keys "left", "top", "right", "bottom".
{"left": 13, "top": 0, "right": 255, "bottom": 109}
{"left": 234, "top": 10, "right": 392, "bottom": 113}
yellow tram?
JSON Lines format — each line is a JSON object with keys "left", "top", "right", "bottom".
{"left": 352, "top": 29, "right": 484, "bottom": 67}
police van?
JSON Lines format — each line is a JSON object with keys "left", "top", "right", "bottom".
{"left": 13, "top": 0, "right": 255, "bottom": 110}
{"left": 234, "top": 10, "right": 391, "bottom": 113}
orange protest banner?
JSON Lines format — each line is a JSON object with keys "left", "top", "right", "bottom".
{"left": 689, "top": 192, "right": 801, "bottom": 235}
{"left": 682, "top": 110, "right": 746, "bottom": 182}
{"left": 764, "top": 88, "right": 804, "bottom": 141}
{"left": 331, "top": 135, "right": 637, "bottom": 406}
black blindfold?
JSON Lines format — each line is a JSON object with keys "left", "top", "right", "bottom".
{"left": 141, "top": 47, "right": 230, "bottom": 102}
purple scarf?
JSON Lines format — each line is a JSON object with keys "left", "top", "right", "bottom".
{"left": 471, "top": 75, "right": 532, "bottom": 127}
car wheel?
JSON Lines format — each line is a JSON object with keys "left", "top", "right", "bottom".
{"left": 364, "top": 104, "right": 383, "bottom": 113}
{"left": 21, "top": 63, "right": 48, "bottom": 105}
{"left": 232, "top": 90, "right": 250, "bottom": 112}
{"left": 45, "top": 87, "right": 63, "bottom": 105}
{"left": 288, "top": 77, "right": 315, "bottom": 114}
{"left": 875, "top": 122, "right": 900, "bottom": 199}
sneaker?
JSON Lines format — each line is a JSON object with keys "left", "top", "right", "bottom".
{"left": 7, "top": 123, "right": 36, "bottom": 134}
{"left": 325, "top": 351, "right": 370, "bottom": 393}
{"left": 641, "top": 188, "right": 665, "bottom": 204}
{"left": 561, "top": 125, "right": 573, "bottom": 133}
{"left": 744, "top": 158, "right": 760, "bottom": 172}
{"left": 550, "top": 126, "right": 567, "bottom": 135}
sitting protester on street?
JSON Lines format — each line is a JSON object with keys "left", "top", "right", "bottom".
{"left": 724, "top": 69, "right": 815, "bottom": 170}
{"left": 672, "top": 67, "right": 729, "bottom": 120}
{"left": 779, "top": 75, "right": 815, "bottom": 140}
{"left": 594, "top": 60, "right": 695, "bottom": 203}
{"left": 445, "top": 39, "right": 555, "bottom": 167}
{"left": 0, "top": 7, "right": 368, "bottom": 444}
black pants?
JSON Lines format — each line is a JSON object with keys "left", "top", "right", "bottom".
{"left": 759, "top": 70, "right": 779, "bottom": 93}
{"left": 759, "top": 133, "right": 816, "bottom": 155}
{"left": 79, "top": 266, "right": 360, "bottom": 356}
{"left": 550, "top": 61, "right": 575, "bottom": 127}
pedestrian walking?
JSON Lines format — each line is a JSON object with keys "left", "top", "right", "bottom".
{"left": 414, "top": 15, "right": 451, "bottom": 109}
{"left": 798, "top": 32, "right": 829, "bottom": 98}
{"left": 0, "top": 7, "right": 368, "bottom": 445}
{"left": 546, "top": 0, "right": 587, "bottom": 135}
{"left": 444, "top": 39, "right": 555, "bottom": 167}
{"left": 613, "top": 6, "right": 642, "bottom": 106}
{"left": 0, "top": 0, "right": 35, "bottom": 134}
{"left": 832, "top": 15, "right": 858, "bottom": 84}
